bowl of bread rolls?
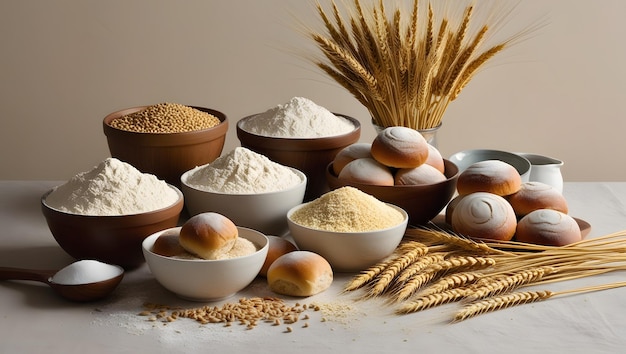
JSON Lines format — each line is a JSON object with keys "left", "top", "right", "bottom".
{"left": 445, "top": 159, "right": 586, "bottom": 246}
{"left": 142, "top": 212, "right": 269, "bottom": 301}
{"left": 326, "top": 126, "right": 459, "bottom": 226}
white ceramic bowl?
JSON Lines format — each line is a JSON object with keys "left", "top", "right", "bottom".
{"left": 286, "top": 203, "right": 409, "bottom": 272}
{"left": 142, "top": 226, "right": 269, "bottom": 301}
{"left": 448, "top": 149, "right": 532, "bottom": 182}
{"left": 180, "top": 167, "right": 307, "bottom": 236}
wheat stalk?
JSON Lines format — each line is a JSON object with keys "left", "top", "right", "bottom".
{"left": 397, "top": 288, "right": 470, "bottom": 314}
{"left": 309, "top": 0, "right": 530, "bottom": 130}
{"left": 366, "top": 241, "right": 428, "bottom": 297}
{"left": 417, "top": 271, "right": 482, "bottom": 297}
{"left": 454, "top": 282, "right": 626, "bottom": 322}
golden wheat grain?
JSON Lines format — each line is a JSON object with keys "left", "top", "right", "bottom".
{"left": 436, "top": 5, "right": 473, "bottom": 96}
{"left": 404, "top": 227, "right": 506, "bottom": 255}
{"left": 368, "top": 242, "right": 429, "bottom": 296}
{"left": 418, "top": 271, "right": 483, "bottom": 297}
{"left": 450, "top": 43, "right": 505, "bottom": 100}
{"left": 394, "top": 253, "right": 447, "bottom": 285}
{"left": 344, "top": 258, "right": 393, "bottom": 292}
{"left": 397, "top": 288, "right": 471, "bottom": 314}
{"left": 310, "top": 0, "right": 529, "bottom": 130}
{"left": 466, "top": 266, "right": 556, "bottom": 301}
{"left": 454, "top": 290, "right": 554, "bottom": 322}
{"left": 312, "top": 34, "right": 381, "bottom": 98}
{"left": 393, "top": 269, "right": 440, "bottom": 302}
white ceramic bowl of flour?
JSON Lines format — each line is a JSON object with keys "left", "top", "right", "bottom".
{"left": 180, "top": 148, "right": 307, "bottom": 236}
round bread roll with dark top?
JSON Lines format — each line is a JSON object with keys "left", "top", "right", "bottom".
{"left": 394, "top": 163, "right": 446, "bottom": 186}
{"left": 457, "top": 160, "right": 522, "bottom": 196}
{"left": 267, "top": 251, "right": 333, "bottom": 297}
{"left": 259, "top": 236, "right": 298, "bottom": 277}
{"left": 506, "top": 181, "right": 568, "bottom": 217}
{"left": 338, "top": 157, "right": 394, "bottom": 186}
{"left": 425, "top": 144, "right": 445, "bottom": 173}
{"left": 451, "top": 192, "right": 517, "bottom": 241}
{"left": 371, "top": 126, "right": 429, "bottom": 168}
{"left": 516, "top": 209, "right": 581, "bottom": 246}
{"left": 332, "top": 142, "right": 372, "bottom": 175}
{"left": 151, "top": 229, "right": 188, "bottom": 257}
{"left": 179, "top": 212, "right": 238, "bottom": 260}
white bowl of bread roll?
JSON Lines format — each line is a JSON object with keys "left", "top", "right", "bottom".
{"left": 142, "top": 213, "right": 269, "bottom": 301}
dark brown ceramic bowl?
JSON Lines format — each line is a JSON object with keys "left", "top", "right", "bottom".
{"left": 326, "top": 159, "right": 459, "bottom": 226}
{"left": 236, "top": 114, "right": 361, "bottom": 201}
{"left": 41, "top": 186, "right": 184, "bottom": 269}
{"left": 103, "top": 106, "right": 228, "bottom": 187}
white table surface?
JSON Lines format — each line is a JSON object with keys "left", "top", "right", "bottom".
{"left": 1, "top": 181, "right": 626, "bottom": 354}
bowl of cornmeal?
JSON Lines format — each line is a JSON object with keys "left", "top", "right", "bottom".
{"left": 287, "top": 186, "right": 408, "bottom": 272}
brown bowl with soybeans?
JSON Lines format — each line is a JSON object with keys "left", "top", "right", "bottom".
{"left": 103, "top": 103, "right": 228, "bottom": 187}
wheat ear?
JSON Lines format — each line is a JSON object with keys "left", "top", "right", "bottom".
{"left": 417, "top": 271, "right": 483, "bottom": 297}
{"left": 454, "top": 282, "right": 626, "bottom": 323}
{"left": 397, "top": 288, "right": 471, "bottom": 314}
{"left": 465, "top": 266, "right": 556, "bottom": 302}
{"left": 366, "top": 242, "right": 428, "bottom": 297}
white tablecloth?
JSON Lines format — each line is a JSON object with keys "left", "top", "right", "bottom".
{"left": 1, "top": 181, "right": 625, "bottom": 353}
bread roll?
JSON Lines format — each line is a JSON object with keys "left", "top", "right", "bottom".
{"left": 445, "top": 194, "right": 465, "bottom": 225}
{"left": 371, "top": 126, "right": 429, "bottom": 168}
{"left": 179, "top": 212, "right": 238, "bottom": 260}
{"left": 394, "top": 163, "right": 446, "bottom": 186}
{"left": 451, "top": 192, "right": 517, "bottom": 241}
{"left": 259, "top": 236, "right": 297, "bottom": 277}
{"left": 151, "top": 229, "right": 188, "bottom": 257}
{"left": 506, "top": 182, "right": 568, "bottom": 217}
{"left": 332, "top": 143, "right": 372, "bottom": 175}
{"left": 338, "top": 157, "right": 394, "bottom": 186}
{"left": 267, "top": 251, "right": 333, "bottom": 297}
{"left": 516, "top": 209, "right": 581, "bottom": 246}
{"left": 457, "top": 160, "right": 522, "bottom": 196}
{"left": 425, "top": 144, "right": 445, "bottom": 173}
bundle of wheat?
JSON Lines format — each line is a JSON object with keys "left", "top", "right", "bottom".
{"left": 309, "top": 0, "right": 536, "bottom": 130}
{"left": 343, "top": 227, "right": 626, "bottom": 322}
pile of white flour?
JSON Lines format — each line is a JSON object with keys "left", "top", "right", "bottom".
{"left": 45, "top": 158, "right": 179, "bottom": 216}
{"left": 240, "top": 97, "right": 355, "bottom": 138}
{"left": 184, "top": 147, "right": 304, "bottom": 194}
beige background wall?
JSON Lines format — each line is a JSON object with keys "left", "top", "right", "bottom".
{"left": 1, "top": 0, "right": 625, "bottom": 181}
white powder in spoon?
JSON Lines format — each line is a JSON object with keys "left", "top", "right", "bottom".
{"left": 51, "top": 260, "right": 123, "bottom": 285}
{"left": 240, "top": 96, "right": 355, "bottom": 138}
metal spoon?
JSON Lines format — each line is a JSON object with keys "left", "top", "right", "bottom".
{"left": 0, "top": 262, "right": 124, "bottom": 302}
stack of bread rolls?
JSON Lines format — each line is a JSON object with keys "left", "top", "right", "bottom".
{"left": 446, "top": 160, "right": 581, "bottom": 246}
{"left": 333, "top": 126, "right": 446, "bottom": 186}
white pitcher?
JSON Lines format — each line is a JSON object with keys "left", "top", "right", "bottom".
{"left": 517, "top": 153, "right": 564, "bottom": 193}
